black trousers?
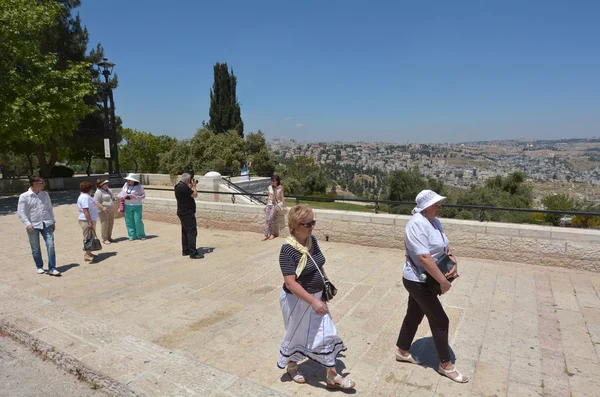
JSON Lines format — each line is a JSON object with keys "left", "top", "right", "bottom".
{"left": 178, "top": 214, "right": 197, "bottom": 255}
{"left": 396, "top": 277, "right": 451, "bottom": 363}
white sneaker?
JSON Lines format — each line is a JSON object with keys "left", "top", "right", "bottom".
{"left": 37, "top": 268, "right": 46, "bottom": 274}
{"left": 48, "top": 269, "right": 61, "bottom": 276}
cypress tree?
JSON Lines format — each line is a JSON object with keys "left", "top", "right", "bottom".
{"left": 209, "top": 62, "right": 244, "bottom": 138}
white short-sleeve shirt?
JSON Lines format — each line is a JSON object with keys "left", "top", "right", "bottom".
{"left": 403, "top": 213, "right": 449, "bottom": 283}
{"left": 77, "top": 193, "right": 99, "bottom": 221}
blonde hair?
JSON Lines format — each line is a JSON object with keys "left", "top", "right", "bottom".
{"left": 287, "top": 204, "right": 314, "bottom": 235}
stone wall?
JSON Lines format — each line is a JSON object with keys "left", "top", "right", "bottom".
{"left": 141, "top": 197, "right": 600, "bottom": 272}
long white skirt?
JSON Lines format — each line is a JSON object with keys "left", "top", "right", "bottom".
{"left": 277, "top": 289, "right": 347, "bottom": 368}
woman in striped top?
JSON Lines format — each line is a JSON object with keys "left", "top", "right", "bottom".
{"left": 277, "top": 204, "right": 355, "bottom": 390}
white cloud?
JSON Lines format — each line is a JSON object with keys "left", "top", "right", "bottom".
{"left": 283, "top": 117, "right": 290, "bottom": 121}
{"left": 296, "top": 123, "right": 303, "bottom": 128}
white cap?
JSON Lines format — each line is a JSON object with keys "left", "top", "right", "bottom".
{"left": 412, "top": 190, "right": 446, "bottom": 215}
{"left": 124, "top": 173, "right": 140, "bottom": 183}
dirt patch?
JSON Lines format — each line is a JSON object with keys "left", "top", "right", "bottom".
{"left": 248, "top": 286, "right": 276, "bottom": 296}
{"left": 153, "top": 303, "right": 243, "bottom": 348}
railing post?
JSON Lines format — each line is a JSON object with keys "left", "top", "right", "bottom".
{"left": 479, "top": 209, "right": 485, "bottom": 222}
{"left": 375, "top": 201, "right": 379, "bottom": 214}
{"left": 295, "top": 197, "right": 300, "bottom": 205}
{"left": 231, "top": 194, "right": 236, "bottom": 204}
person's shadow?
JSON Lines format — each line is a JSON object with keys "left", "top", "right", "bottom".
{"left": 93, "top": 252, "right": 117, "bottom": 262}
{"left": 56, "top": 263, "right": 80, "bottom": 273}
{"left": 197, "top": 247, "right": 215, "bottom": 256}
{"left": 279, "top": 356, "right": 356, "bottom": 393}
{"left": 410, "top": 337, "right": 457, "bottom": 370}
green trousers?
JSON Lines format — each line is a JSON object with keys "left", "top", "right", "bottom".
{"left": 124, "top": 205, "right": 146, "bottom": 240}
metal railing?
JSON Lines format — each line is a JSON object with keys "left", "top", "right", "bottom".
{"left": 221, "top": 178, "right": 267, "bottom": 205}
{"left": 143, "top": 187, "right": 600, "bottom": 222}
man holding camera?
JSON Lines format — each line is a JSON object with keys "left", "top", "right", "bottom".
{"left": 175, "top": 173, "right": 202, "bottom": 259}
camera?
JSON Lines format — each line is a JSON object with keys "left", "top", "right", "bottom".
{"left": 189, "top": 170, "right": 198, "bottom": 184}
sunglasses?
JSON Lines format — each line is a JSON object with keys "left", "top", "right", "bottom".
{"left": 300, "top": 220, "right": 317, "bottom": 228}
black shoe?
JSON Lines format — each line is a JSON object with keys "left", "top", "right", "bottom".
{"left": 190, "top": 254, "right": 204, "bottom": 259}
{"left": 182, "top": 252, "right": 190, "bottom": 256}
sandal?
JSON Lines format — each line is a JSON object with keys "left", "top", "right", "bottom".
{"left": 326, "top": 374, "right": 355, "bottom": 390}
{"left": 395, "top": 351, "right": 422, "bottom": 365}
{"left": 84, "top": 255, "right": 94, "bottom": 262}
{"left": 287, "top": 365, "right": 306, "bottom": 384}
{"left": 438, "top": 364, "right": 469, "bottom": 383}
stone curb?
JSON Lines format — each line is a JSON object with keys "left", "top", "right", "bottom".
{"left": 0, "top": 316, "right": 140, "bottom": 397}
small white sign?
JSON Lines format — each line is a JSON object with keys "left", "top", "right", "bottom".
{"left": 104, "top": 139, "right": 111, "bottom": 158}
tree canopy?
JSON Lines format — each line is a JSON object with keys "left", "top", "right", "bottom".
{"left": 0, "top": 0, "right": 96, "bottom": 176}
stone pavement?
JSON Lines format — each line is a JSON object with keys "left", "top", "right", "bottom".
{"left": 1, "top": 201, "right": 600, "bottom": 396}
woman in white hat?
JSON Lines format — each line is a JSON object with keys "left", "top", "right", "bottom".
{"left": 395, "top": 190, "right": 468, "bottom": 383}
{"left": 117, "top": 173, "right": 146, "bottom": 241}
{"left": 94, "top": 178, "right": 116, "bottom": 244}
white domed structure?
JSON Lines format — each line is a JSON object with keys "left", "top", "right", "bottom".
{"left": 204, "top": 171, "right": 222, "bottom": 178}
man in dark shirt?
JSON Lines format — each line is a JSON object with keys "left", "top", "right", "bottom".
{"left": 174, "top": 173, "right": 202, "bottom": 259}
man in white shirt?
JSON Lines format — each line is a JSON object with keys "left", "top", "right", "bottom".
{"left": 17, "top": 176, "right": 61, "bottom": 276}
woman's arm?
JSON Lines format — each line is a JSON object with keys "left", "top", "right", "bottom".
{"left": 280, "top": 187, "right": 288, "bottom": 209}
{"left": 116, "top": 185, "right": 127, "bottom": 199}
{"left": 130, "top": 185, "right": 146, "bottom": 199}
{"left": 283, "top": 275, "right": 328, "bottom": 315}
{"left": 94, "top": 199, "right": 105, "bottom": 212}
{"left": 417, "top": 253, "right": 452, "bottom": 293}
{"left": 82, "top": 208, "right": 92, "bottom": 224}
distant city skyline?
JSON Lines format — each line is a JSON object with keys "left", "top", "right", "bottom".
{"left": 79, "top": 0, "right": 599, "bottom": 143}
{"left": 268, "top": 136, "right": 600, "bottom": 145}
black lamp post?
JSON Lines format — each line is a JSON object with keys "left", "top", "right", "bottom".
{"left": 97, "top": 58, "right": 120, "bottom": 175}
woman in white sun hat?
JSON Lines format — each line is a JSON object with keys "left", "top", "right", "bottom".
{"left": 395, "top": 190, "right": 468, "bottom": 383}
{"left": 117, "top": 173, "right": 146, "bottom": 241}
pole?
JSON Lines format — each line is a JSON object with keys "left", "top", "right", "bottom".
{"left": 108, "top": 88, "right": 120, "bottom": 175}
{"left": 102, "top": 84, "right": 113, "bottom": 175}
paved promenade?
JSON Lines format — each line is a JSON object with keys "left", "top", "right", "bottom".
{"left": 1, "top": 197, "right": 600, "bottom": 396}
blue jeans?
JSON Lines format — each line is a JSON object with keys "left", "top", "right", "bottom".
{"left": 27, "top": 225, "right": 56, "bottom": 270}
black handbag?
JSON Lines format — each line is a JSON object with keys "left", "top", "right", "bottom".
{"left": 322, "top": 278, "right": 338, "bottom": 302}
{"left": 90, "top": 228, "right": 103, "bottom": 251}
{"left": 425, "top": 253, "right": 456, "bottom": 296}
{"left": 308, "top": 252, "right": 337, "bottom": 302}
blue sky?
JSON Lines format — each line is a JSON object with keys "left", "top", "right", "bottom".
{"left": 78, "top": 0, "right": 599, "bottom": 143}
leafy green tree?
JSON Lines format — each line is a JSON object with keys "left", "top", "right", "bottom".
{"left": 245, "top": 130, "right": 276, "bottom": 176}
{"left": 427, "top": 177, "right": 447, "bottom": 196}
{"left": 541, "top": 193, "right": 574, "bottom": 226}
{"left": 209, "top": 63, "right": 244, "bottom": 137}
{"left": 0, "top": 0, "right": 95, "bottom": 177}
{"left": 386, "top": 168, "right": 427, "bottom": 214}
{"left": 330, "top": 182, "right": 337, "bottom": 195}
{"left": 119, "top": 129, "right": 177, "bottom": 173}
{"left": 159, "top": 139, "right": 194, "bottom": 175}
{"left": 274, "top": 156, "right": 329, "bottom": 195}
{"left": 197, "top": 130, "right": 246, "bottom": 175}
{"left": 453, "top": 172, "right": 533, "bottom": 222}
